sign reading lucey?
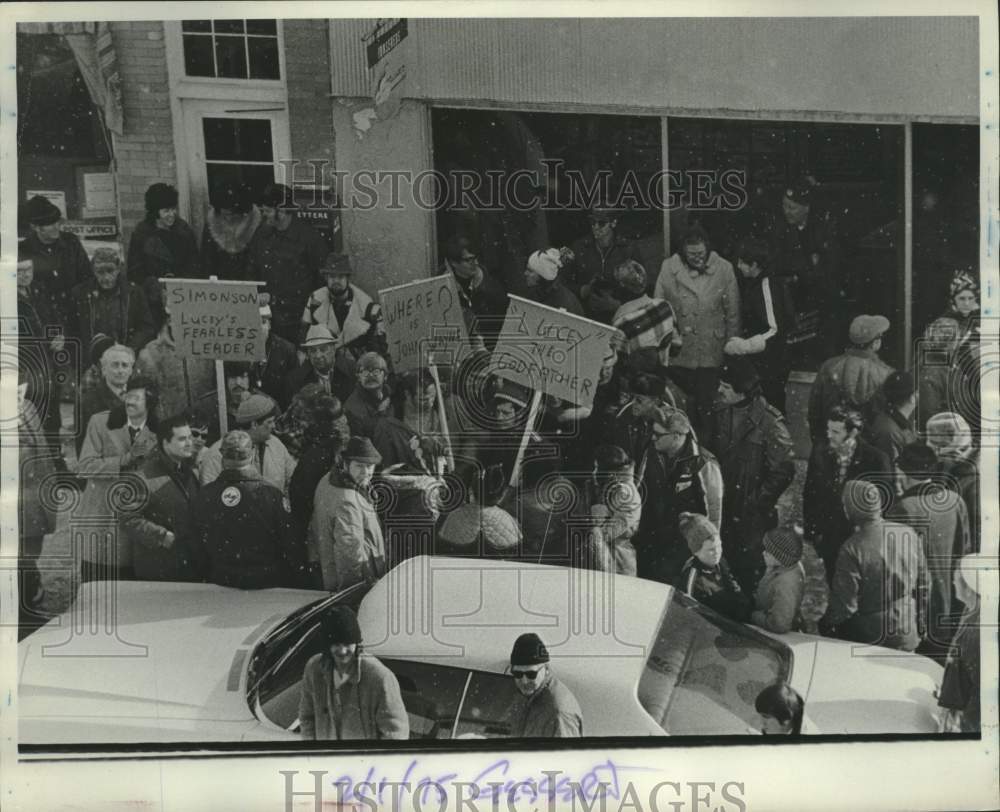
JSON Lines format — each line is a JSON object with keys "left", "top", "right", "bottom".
{"left": 492, "top": 295, "right": 620, "bottom": 408}
{"left": 163, "top": 279, "right": 266, "bottom": 361}
{"left": 379, "top": 274, "right": 470, "bottom": 374}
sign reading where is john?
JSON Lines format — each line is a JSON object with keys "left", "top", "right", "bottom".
{"left": 380, "top": 274, "right": 470, "bottom": 374}
{"left": 493, "top": 296, "right": 621, "bottom": 408}
{"left": 164, "top": 279, "right": 266, "bottom": 361}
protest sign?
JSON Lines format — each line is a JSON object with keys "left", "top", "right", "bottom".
{"left": 379, "top": 274, "right": 470, "bottom": 373}
{"left": 492, "top": 296, "right": 621, "bottom": 408}
{"left": 163, "top": 279, "right": 266, "bottom": 361}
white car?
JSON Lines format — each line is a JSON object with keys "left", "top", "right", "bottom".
{"left": 18, "top": 556, "right": 943, "bottom": 744}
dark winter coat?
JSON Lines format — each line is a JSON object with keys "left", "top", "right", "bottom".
{"left": 283, "top": 360, "right": 354, "bottom": 410}
{"left": 565, "top": 233, "right": 643, "bottom": 320}
{"left": 529, "top": 279, "right": 584, "bottom": 317}
{"left": 251, "top": 332, "right": 300, "bottom": 405}
{"left": 127, "top": 218, "right": 200, "bottom": 314}
{"left": 288, "top": 441, "right": 340, "bottom": 548}
{"left": 634, "top": 438, "right": 724, "bottom": 584}
{"left": 20, "top": 230, "right": 91, "bottom": 321}
{"left": 449, "top": 265, "right": 509, "bottom": 350}
{"left": 68, "top": 275, "right": 156, "bottom": 355}
{"left": 246, "top": 219, "right": 328, "bottom": 330}
{"left": 807, "top": 347, "right": 894, "bottom": 439}
{"left": 18, "top": 402, "right": 58, "bottom": 538}
{"left": 938, "top": 606, "right": 980, "bottom": 732}
{"left": 677, "top": 556, "right": 753, "bottom": 622}
{"left": 732, "top": 272, "right": 791, "bottom": 381}
{"left": 803, "top": 437, "right": 891, "bottom": 565}
{"left": 707, "top": 396, "right": 794, "bottom": 583}
{"left": 867, "top": 407, "right": 918, "bottom": 465}
{"left": 502, "top": 673, "right": 583, "bottom": 738}
{"left": 938, "top": 453, "right": 980, "bottom": 553}
{"left": 191, "top": 467, "right": 300, "bottom": 589}
{"left": 123, "top": 448, "right": 201, "bottom": 581}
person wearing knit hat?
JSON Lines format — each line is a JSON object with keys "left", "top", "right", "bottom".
{"left": 887, "top": 440, "right": 971, "bottom": 654}
{"left": 299, "top": 603, "right": 409, "bottom": 741}
{"left": 937, "top": 553, "right": 987, "bottom": 733}
{"left": 948, "top": 269, "right": 979, "bottom": 315}
{"left": 503, "top": 632, "right": 583, "bottom": 737}
{"left": 524, "top": 248, "right": 585, "bottom": 316}
{"left": 676, "top": 512, "right": 752, "bottom": 623}
{"left": 712, "top": 354, "right": 794, "bottom": 593}
{"left": 127, "top": 183, "right": 199, "bottom": 320}
{"left": 191, "top": 428, "right": 306, "bottom": 591}
{"left": 311, "top": 435, "right": 387, "bottom": 592}
{"left": 820, "top": 479, "right": 927, "bottom": 652}
{"left": 200, "top": 392, "right": 296, "bottom": 496}
{"left": 751, "top": 527, "right": 806, "bottom": 634}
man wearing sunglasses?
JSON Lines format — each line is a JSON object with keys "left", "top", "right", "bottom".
{"left": 503, "top": 633, "right": 582, "bottom": 738}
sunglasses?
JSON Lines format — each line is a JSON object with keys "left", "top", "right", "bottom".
{"left": 511, "top": 668, "right": 541, "bottom": 680}
{"left": 190, "top": 428, "right": 208, "bottom": 438}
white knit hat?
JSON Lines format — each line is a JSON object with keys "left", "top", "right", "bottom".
{"left": 527, "top": 248, "right": 562, "bottom": 281}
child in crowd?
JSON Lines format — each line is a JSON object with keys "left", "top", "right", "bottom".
{"left": 755, "top": 681, "right": 804, "bottom": 735}
{"left": 676, "top": 513, "right": 751, "bottom": 621}
{"left": 751, "top": 526, "right": 806, "bottom": 633}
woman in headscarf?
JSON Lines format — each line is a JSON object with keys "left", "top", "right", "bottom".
{"left": 940, "top": 270, "right": 981, "bottom": 438}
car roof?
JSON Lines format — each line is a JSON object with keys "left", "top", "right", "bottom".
{"left": 358, "top": 556, "right": 672, "bottom": 690}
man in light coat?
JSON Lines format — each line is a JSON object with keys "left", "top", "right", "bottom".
{"left": 502, "top": 633, "right": 583, "bottom": 738}
{"left": 654, "top": 226, "right": 741, "bottom": 436}
{"left": 299, "top": 607, "right": 409, "bottom": 741}
{"left": 309, "top": 437, "right": 387, "bottom": 592}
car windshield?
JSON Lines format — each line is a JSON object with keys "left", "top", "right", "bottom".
{"left": 637, "top": 591, "right": 793, "bottom": 735}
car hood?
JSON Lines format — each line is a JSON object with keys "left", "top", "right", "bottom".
{"left": 18, "top": 582, "right": 325, "bottom": 744}
{"left": 778, "top": 632, "right": 944, "bottom": 734}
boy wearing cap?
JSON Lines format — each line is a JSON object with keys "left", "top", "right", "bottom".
{"left": 20, "top": 194, "right": 91, "bottom": 322}
{"left": 676, "top": 513, "right": 752, "bottom": 622}
{"left": 807, "top": 314, "right": 894, "bottom": 441}
{"left": 502, "top": 632, "right": 583, "bottom": 738}
{"left": 190, "top": 430, "right": 301, "bottom": 589}
{"left": 309, "top": 437, "right": 386, "bottom": 592}
{"left": 820, "top": 480, "right": 927, "bottom": 652}
{"left": 247, "top": 183, "right": 328, "bottom": 344}
{"left": 524, "top": 248, "right": 584, "bottom": 316}
{"left": 751, "top": 527, "right": 806, "bottom": 634}
{"left": 887, "top": 442, "right": 971, "bottom": 653}
{"left": 199, "top": 393, "right": 296, "bottom": 496}
{"left": 302, "top": 252, "right": 385, "bottom": 360}
{"left": 298, "top": 606, "right": 409, "bottom": 740}
{"left": 126, "top": 183, "right": 200, "bottom": 318}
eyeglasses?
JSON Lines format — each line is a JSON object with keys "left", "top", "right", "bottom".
{"left": 651, "top": 428, "right": 684, "bottom": 439}
{"left": 360, "top": 367, "right": 386, "bottom": 376}
{"left": 455, "top": 254, "right": 477, "bottom": 264}
{"left": 511, "top": 668, "right": 541, "bottom": 680}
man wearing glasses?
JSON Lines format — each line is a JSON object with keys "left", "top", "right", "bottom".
{"left": 344, "top": 352, "right": 393, "bottom": 439}
{"left": 503, "top": 633, "right": 582, "bottom": 738}
{"left": 441, "top": 234, "right": 508, "bottom": 350}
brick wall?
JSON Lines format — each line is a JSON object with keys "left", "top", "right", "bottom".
{"left": 283, "top": 20, "right": 335, "bottom": 190}
{"left": 110, "top": 21, "right": 177, "bottom": 255}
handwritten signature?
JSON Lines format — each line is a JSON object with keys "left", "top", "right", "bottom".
{"left": 330, "top": 758, "right": 653, "bottom": 805}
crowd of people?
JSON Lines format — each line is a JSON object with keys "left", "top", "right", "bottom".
{"left": 15, "top": 173, "right": 984, "bottom": 736}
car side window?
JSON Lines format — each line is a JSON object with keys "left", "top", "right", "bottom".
{"left": 379, "top": 658, "right": 468, "bottom": 740}
{"left": 454, "top": 670, "right": 520, "bottom": 738}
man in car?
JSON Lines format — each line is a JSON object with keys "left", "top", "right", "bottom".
{"left": 298, "top": 606, "right": 409, "bottom": 741}
{"left": 503, "top": 632, "right": 582, "bottom": 738}
{"left": 190, "top": 430, "right": 302, "bottom": 589}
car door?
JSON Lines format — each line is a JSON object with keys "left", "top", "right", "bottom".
{"left": 379, "top": 659, "right": 468, "bottom": 740}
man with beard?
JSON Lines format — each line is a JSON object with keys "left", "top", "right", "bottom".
{"left": 192, "top": 361, "right": 253, "bottom": 442}
{"left": 126, "top": 183, "right": 200, "bottom": 321}
{"left": 19, "top": 195, "right": 90, "bottom": 323}
{"left": 248, "top": 183, "right": 328, "bottom": 343}
{"left": 284, "top": 325, "right": 354, "bottom": 406}
{"left": 68, "top": 247, "right": 156, "bottom": 355}
{"left": 803, "top": 403, "right": 891, "bottom": 583}
{"left": 708, "top": 358, "right": 795, "bottom": 593}
{"left": 123, "top": 413, "right": 202, "bottom": 581}
{"left": 298, "top": 606, "right": 408, "bottom": 741}
{"left": 301, "top": 253, "right": 385, "bottom": 371}
{"left": 502, "top": 633, "right": 582, "bottom": 738}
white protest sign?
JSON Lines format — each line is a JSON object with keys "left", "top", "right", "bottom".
{"left": 379, "top": 274, "right": 470, "bottom": 373}
{"left": 163, "top": 279, "right": 266, "bottom": 361}
{"left": 492, "top": 295, "right": 621, "bottom": 408}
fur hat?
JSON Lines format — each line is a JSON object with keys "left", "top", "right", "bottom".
{"left": 321, "top": 606, "right": 363, "bottom": 645}
{"left": 527, "top": 248, "right": 562, "bottom": 281}
{"left": 763, "top": 526, "right": 804, "bottom": 567}
{"left": 719, "top": 357, "right": 761, "bottom": 394}
{"left": 144, "top": 183, "right": 178, "bottom": 215}
{"left": 510, "top": 632, "right": 549, "bottom": 666}
{"left": 679, "top": 512, "right": 718, "bottom": 554}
